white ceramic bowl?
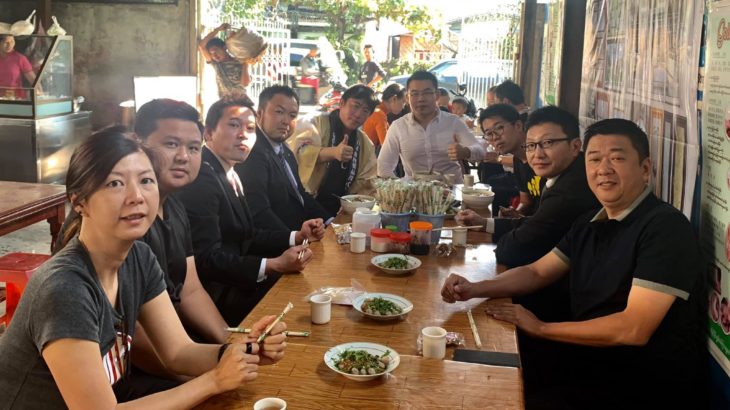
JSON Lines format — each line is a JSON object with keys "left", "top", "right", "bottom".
{"left": 352, "top": 293, "right": 414, "bottom": 321}
{"left": 370, "top": 254, "right": 422, "bottom": 275}
{"left": 324, "top": 342, "right": 400, "bottom": 381}
{"left": 340, "top": 195, "right": 376, "bottom": 214}
{"left": 461, "top": 188, "right": 495, "bottom": 209}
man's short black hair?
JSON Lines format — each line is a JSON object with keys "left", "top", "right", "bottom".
{"left": 525, "top": 105, "right": 580, "bottom": 141}
{"left": 583, "top": 118, "right": 650, "bottom": 161}
{"left": 341, "top": 84, "right": 378, "bottom": 113}
{"left": 258, "top": 84, "right": 300, "bottom": 112}
{"left": 478, "top": 103, "right": 521, "bottom": 132}
{"left": 364, "top": 44, "right": 374, "bottom": 50}
{"left": 437, "top": 87, "right": 449, "bottom": 97}
{"left": 494, "top": 80, "right": 525, "bottom": 105}
{"left": 204, "top": 95, "right": 256, "bottom": 132}
{"left": 135, "top": 99, "right": 204, "bottom": 139}
{"left": 407, "top": 70, "right": 438, "bottom": 90}
{"left": 205, "top": 38, "right": 226, "bottom": 51}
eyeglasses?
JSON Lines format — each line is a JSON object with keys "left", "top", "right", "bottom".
{"left": 522, "top": 138, "right": 572, "bottom": 152}
{"left": 407, "top": 89, "right": 436, "bottom": 99}
{"left": 482, "top": 123, "right": 509, "bottom": 140}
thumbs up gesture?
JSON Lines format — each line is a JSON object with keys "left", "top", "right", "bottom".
{"left": 448, "top": 134, "right": 471, "bottom": 161}
{"left": 334, "top": 136, "right": 354, "bottom": 163}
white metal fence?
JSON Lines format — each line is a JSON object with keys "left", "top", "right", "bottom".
{"left": 457, "top": 36, "right": 515, "bottom": 108}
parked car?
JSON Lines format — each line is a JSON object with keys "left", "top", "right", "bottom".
{"left": 389, "top": 59, "right": 510, "bottom": 105}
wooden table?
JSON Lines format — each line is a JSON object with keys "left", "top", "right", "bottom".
{"left": 0, "top": 181, "right": 67, "bottom": 252}
{"left": 198, "top": 225, "right": 523, "bottom": 409}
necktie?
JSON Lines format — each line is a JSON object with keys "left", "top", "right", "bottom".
{"left": 227, "top": 171, "right": 243, "bottom": 197}
{"left": 277, "top": 148, "right": 304, "bottom": 204}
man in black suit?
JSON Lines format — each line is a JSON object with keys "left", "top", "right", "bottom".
{"left": 236, "top": 85, "right": 334, "bottom": 231}
{"left": 177, "top": 96, "right": 325, "bottom": 325}
{"left": 457, "top": 106, "right": 600, "bottom": 322}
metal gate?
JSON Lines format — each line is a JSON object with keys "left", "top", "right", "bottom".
{"left": 456, "top": 13, "right": 518, "bottom": 108}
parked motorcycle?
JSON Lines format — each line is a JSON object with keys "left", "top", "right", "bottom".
{"left": 318, "top": 80, "right": 348, "bottom": 112}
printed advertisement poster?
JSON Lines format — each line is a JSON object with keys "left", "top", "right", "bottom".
{"left": 701, "top": 0, "right": 730, "bottom": 376}
{"left": 578, "top": 0, "right": 703, "bottom": 218}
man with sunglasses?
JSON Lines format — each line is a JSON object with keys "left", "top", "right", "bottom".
{"left": 377, "top": 70, "right": 484, "bottom": 183}
{"left": 458, "top": 105, "right": 599, "bottom": 271}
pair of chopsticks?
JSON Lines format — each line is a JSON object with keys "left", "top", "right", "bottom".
{"left": 257, "top": 302, "right": 295, "bottom": 343}
{"left": 467, "top": 309, "right": 483, "bottom": 349}
{"left": 226, "top": 327, "right": 310, "bottom": 337}
{"left": 298, "top": 238, "right": 309, "bottom": 260}
{"left": 432, "top": 225, "right": 483, "bottom": 231}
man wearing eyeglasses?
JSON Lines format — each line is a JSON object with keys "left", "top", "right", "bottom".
{"left": 288, "top": 85, "right": 378, "bottom": 215}
{"left": 442, "top": 119, "right": 707, "bottom": 409}
{"left": 478, "top": 104, "right": 542, "bottom": 217}
{"left": 377, "top": 71, "right": 485, "bottom": 183}
{"left": 458, "top": 105, "right": 599, "bottom": 270}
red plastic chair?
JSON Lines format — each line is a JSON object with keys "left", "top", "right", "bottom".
{"left": 0, "top": 252, "right": 51, "bottom": 326}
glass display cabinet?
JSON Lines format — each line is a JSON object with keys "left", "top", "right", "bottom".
{"left": 0, "top": 35, "right": 89, "bottom": 184}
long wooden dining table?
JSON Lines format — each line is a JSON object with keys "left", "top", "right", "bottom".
{"left": 197, "top": 221, "right": 524, "bottom": 409}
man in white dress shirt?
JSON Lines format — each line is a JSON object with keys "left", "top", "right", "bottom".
{"left": 377, "top": 71, "right": 485, "bottom": 183}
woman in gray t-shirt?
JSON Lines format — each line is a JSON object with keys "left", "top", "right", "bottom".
{"left": 0, "top": 129, "right": 287, "bottom": 409}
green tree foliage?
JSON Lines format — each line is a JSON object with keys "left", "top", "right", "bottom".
{"left": 222, "top": 0, "right": 265, "bottom": 19}
{"left": 291, "top": 0, "right": 439, "bottom": 82}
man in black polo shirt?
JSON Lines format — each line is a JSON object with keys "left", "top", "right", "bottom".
{"left": 442, "top": 119, "right": 707, "bottom": 408}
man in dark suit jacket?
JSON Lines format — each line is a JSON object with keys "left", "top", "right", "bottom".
{"left": 457, "top": 106, "right": 599, "bottom": 321}
{"left": 177, "top": 96, "right": 325, "bottom": 325}
{"left": 236, "top": 85, "right": 334, "bottom": 231}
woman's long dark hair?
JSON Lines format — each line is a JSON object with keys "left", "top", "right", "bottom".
{"left": 56, "top": 126, "right": 145, "bottom": 252}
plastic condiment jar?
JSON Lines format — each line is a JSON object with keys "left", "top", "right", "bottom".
{"left": 370, "top": 228, "right": 392, "bottom": 253}
{"left": 352, "top": 207, "right": 381, "bottom": 246}
{"left": 409, "top": 221, "right": 432, "bottom": 255}
{"left": 389, "top": 232, "right": 411, "bottom": 254}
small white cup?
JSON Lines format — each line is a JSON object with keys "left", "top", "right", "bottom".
{"left": 350, "top": 232, "right": 366, "bottom": 253}
{"left": 463, "top": 174, "right": 475, "bottom": 188}
{"left": 310, "top": 294, "right": 332, "bottom": 324}
{"left": 452, "top": 228, "right": 468, "bottom": 246}
{"left": 422, "top": 326, "right": 447, "bottom": 359}
{"left": 253, "top": 397, "right": 287, "bottom": 410}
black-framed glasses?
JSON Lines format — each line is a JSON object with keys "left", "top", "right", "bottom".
{"left": 522, "top": 138, "right": 572, "bottom": 152}
{"left": 482, "top": 122, "right": 510, "bottom": 140}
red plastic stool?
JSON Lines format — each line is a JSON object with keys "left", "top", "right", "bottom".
{"left": 0, "top": 252, "right": 51, "bottom": 326}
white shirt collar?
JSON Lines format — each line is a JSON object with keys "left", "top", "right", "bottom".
{"left": 545, "top": 175, "right": 559, "bottom": 189}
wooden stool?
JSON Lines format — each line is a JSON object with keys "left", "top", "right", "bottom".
{"left": 0, "top": 252, "right": 51, "bottom": 326}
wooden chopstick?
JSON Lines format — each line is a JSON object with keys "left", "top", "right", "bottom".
{"left": 467, "top": 309, "right": 482, "bottom": 349}
{"left": 432, "top": 225, "right": 483, "bottom": 231}
{"left": 257, "top": 302, "right": 294, "bottom": 343}
{"left": 226, "top": 327, "right": 310, "bottom": 337}
{"left": 298, "top": 238, "right": 309, "bottom": 260}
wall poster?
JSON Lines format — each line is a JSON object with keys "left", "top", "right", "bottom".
{"left": 578, "top": 0, "right": 704, "bottom": 218}
{"left": 701, "top": 0, "right": 730, "bottom": 378}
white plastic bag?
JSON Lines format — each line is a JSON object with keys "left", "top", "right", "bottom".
{"left": 304, "top": 279, "right": 366, "bottom": 306}
{"left": 225, "top": 26, "right": 267, "bottom": 64}
{"left": 47, "top": 16, "right": 66, "bottom": 36}
{"left": 10, "top": 10, "right": 36, "bottom": 36}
